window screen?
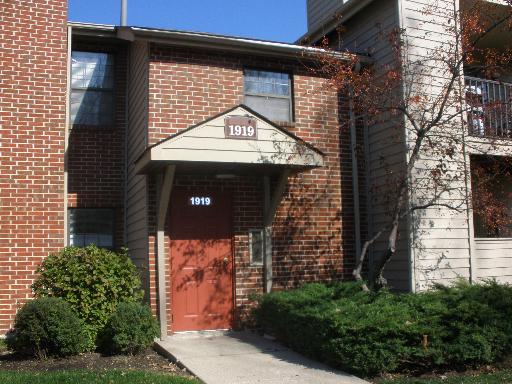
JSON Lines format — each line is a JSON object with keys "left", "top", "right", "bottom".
{"left": 68, "top": 208, "right": 114, "bottom": 248}
{"left": 249, "top": 229, "right": 264, "bottom": 265}
{"left": 71, "top": 51, "right": 114, "bottom": 126}
{"left": 244, "top": 69, "right": 292, "bottom": 122}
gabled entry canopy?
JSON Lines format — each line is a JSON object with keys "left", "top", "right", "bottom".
{"left": 134, "top": 105, "right": 324, "bottom": 175}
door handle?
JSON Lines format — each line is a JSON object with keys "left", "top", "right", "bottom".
{"left": 223, "top": 257, "right": 229, "bottom": 264}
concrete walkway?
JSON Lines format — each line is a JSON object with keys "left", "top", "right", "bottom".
{"left": 155, "top": 331, "right": 370, "bottom": 384}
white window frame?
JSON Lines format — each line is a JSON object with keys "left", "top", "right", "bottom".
{"left": 68, "top": 208, "right": 115, "bottom": 249}
{"left": 249, "top": 228, "right": 265, "bottom": 266}
{"left": 70, "top": 51, "right": 115, "bottom": 127}
{"left": 243, "top": 68, "right": 293, "bottom": 123}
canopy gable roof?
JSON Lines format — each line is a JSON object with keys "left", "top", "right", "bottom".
{"left": 134, "top": 105, "right": 324, "bottom": 175}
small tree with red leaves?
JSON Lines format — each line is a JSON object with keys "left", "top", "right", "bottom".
{"left": 308, "top": 0, "right": 512, "bottom": 290}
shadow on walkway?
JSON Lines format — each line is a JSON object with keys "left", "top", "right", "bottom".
{"left": 155, "top": 330, "right": 370, "bottom": 384}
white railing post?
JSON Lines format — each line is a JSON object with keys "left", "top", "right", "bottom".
{"left": 465, "top": 76, "right": 512, "bottom": 138}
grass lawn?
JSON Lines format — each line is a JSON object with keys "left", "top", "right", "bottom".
{"left": 0, "top": 370, "right": 200, "bottom": 384}
{"left": 378, "top": 370, "right": 512, "bottom": 384}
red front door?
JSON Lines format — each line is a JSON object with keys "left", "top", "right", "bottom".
{"left": 169, "top": 190, "right": 233, "bottom": 331}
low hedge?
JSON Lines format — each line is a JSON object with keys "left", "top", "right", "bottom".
{"left": 253, "top": 280, "right": 512, "bottom": 377}
{"left": 99, "top": 302, "right": 160, "bottom": 355}
{"left": 7, "top": 297, "right": 89, "bottom": 358}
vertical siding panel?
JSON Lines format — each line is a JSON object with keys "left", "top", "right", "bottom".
{"left": 307, "top": 0, "right": 351, "bottom": 32}
{"left": 126, "top": 41, "right": 150, "bottom": 296}
{"left": 401, "top": 0, "right": 471, "bottom": 290}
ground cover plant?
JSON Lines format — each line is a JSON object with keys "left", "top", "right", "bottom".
{"left": 0, "top": 370, "right": 199, "bottom": 384}
{"left": 0, "top": 339, "right": 7, "bottom": 353}
{"left": 253, "top": 280, "right": 512, "bottom": 377}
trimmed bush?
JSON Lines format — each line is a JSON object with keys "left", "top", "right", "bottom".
{"left": 253, "top": 280, "right": 512, "bottom": 377}
{"left": 99, "top": 302, "right": 159, "bottom": 355}
{"left": 7, "top": 297, "right": 89, "bottom": 358}
{"left": 32, "top": 245, "right": 144, "bottom": 346}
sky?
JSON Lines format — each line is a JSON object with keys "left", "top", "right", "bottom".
{"left": 68, "top": 0, "right": 308, "bottom": 43}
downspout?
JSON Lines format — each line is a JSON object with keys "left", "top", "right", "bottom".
{"left": 64, "top": 25, "right": 72, "bottom": 246}
{"left": 363, "top": 114, "right": 373, "bottom": 275}
{"left": 123, "top": 39, "right": 130, "bottom": 246}
{"left": 348, "top": 87, "right": 362, "bottom": 259}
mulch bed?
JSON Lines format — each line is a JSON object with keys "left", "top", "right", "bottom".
{"left": 0, "top": 347, "right": 191, "bottom": 377}
{"left": 373, "top": 358, "right": 512, "bottom": 383}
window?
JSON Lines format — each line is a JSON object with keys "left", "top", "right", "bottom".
{"left": 249, "top": 229, "right": 264, "bottom": 265}
{"left": 71, "top": 51, "right": 114, "bottom": 126}
{"left": 244, "top": 69, "right": 292, "bottom": 122}
{"left": 471, "top": 157, "right": 512, "bottom": 238}
{"left": 68, "top": 208, "right": 115, "bottom": 248}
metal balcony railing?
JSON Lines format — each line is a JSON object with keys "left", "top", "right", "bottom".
{"left": 465, "top": 76, "right": 512, "bottom": 138}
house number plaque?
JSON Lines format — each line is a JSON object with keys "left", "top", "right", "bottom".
{"left": 224, "top": 116, "right": 257, "bottom": 140}
{"left": 188, "top": 196, "right": 212, "bottom": 206}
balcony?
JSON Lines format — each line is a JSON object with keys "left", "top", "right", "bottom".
{"left": 466, "top": 76, "right": 512, "bottom": 139}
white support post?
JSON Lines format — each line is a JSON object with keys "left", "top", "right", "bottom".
{"left": 263, "top": 170, "right": 290, "bottom": 293}
{"left": 156, "top": 165, "right": 175, "bottom": 339}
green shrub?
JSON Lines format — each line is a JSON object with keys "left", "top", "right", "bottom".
{"left": 7, "top": 297, "right": 89, "bottom": 358}
{"left": 253, "top": 280, "right": 512, "bottom": 377}
{"left": 32, "top": 245, "right": 144, "bottom": 346}
{"left": 99, "top": 302, "right": 159, "bottom": 355}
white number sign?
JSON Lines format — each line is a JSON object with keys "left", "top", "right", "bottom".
{"left": 224, "top": 117, "right": 257, "bottom": 140}
{"left": 189, "top": 196, "right": 212, "bottom": 206}
{"left": 228, "top": 124, "right": 255, "bottom": 137}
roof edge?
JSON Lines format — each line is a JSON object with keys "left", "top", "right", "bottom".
{"left": 127, "top": 26, "right": 360, "bottom": 62}
{"left": 68, "top": 22, "right": 368, "bottom": 63}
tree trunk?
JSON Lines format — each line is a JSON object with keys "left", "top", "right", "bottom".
{"left": 368, "top": 223, "right": 399, "bottom": 289}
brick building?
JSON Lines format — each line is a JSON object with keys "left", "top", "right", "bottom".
{"left": 1, "top": 0, "right": 68, "bottom": 336}
{"left": 1, "top": 1, "right": 365, "bottom": 337}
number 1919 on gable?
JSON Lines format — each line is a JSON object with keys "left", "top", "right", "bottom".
{"left": 224, "top": 116, "right": 257, "bottom": 140}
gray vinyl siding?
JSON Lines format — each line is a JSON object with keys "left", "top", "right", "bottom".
{"left": 309, "top": 0, "right": 511, "bottom": 290}
{"left": 339, "top": 0, "right": 411, "bottom": 290}
{"left": 466, "top": 138, "right": 512, "bottom": 284}
{"left": 125, "top": 41, "right": 150, "bottom": 294}
{"left": 307, "top": 0, "right": 349, "bottom": 32}
{"left": 401, "top": 0, "right": 471, "bottom": 289}
{"left": 475, "top": 239, "right": 512, "bottom": 283}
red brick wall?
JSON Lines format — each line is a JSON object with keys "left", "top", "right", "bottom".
{"left": 272, "top": 74, "right": 344, "bottom": 288}
{"left": 67, "top": 41, "right": 128, "bottom": 247}
{"left": 0, "top": 0, "right": 68, "bottom": 333}
{"left": 146, "top": 45, "right": 358, "bottom": 329}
